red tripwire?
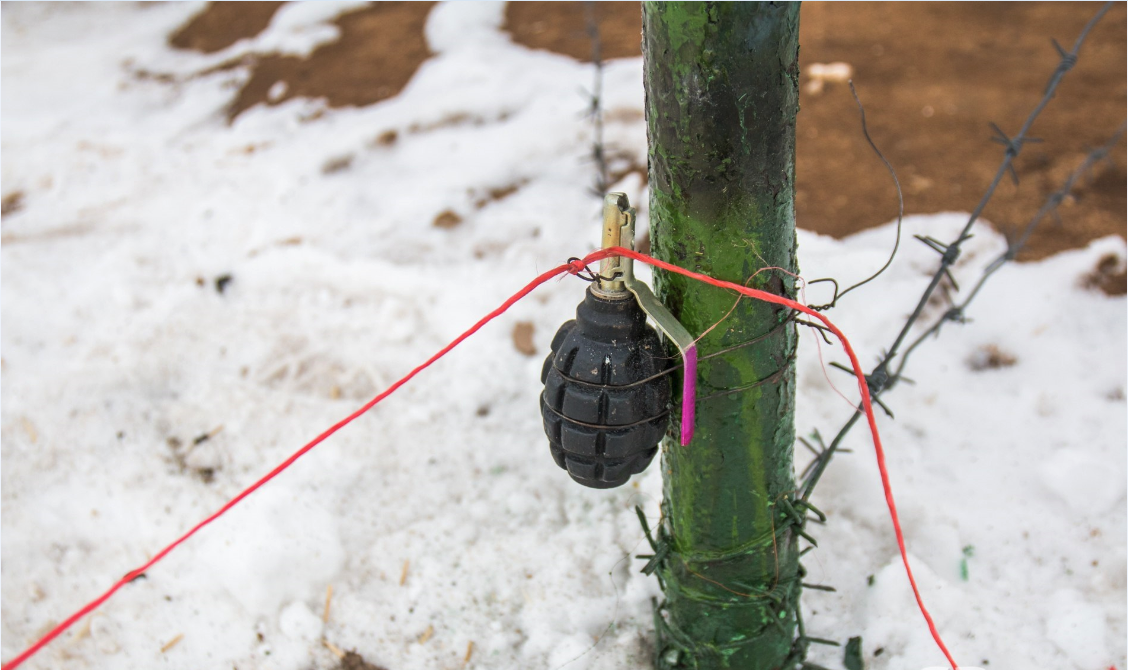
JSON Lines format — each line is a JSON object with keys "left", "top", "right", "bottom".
{"left": 1, "top": 248, "right": 959, "bottom": 670}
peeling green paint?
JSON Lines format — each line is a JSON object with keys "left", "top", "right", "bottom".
{"left": 644, "top": 2, "right": 801, "bottom": 668}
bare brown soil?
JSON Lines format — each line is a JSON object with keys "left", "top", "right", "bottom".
{"left": 504, "top": 1, "right": 645, "bottom": 62}
{"left": 169, "top": 2, "right": 285, "bottom": 54}
{"left": 171, "top": 2, "right": 1125, "bottom": 266}
{"left": 794, "top": 2, "right": 1126, "bottom": 264}
{"left": 171, "top": 2, "right": 435, "bottom": 121}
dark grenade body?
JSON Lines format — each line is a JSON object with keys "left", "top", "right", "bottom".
{"left": 540, "top": 287, "right": 671, "bottom": 488}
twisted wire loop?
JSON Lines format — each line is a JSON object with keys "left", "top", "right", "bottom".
{"left": 565, "top": 256, "right": 621, "bottom": 283}
{"left": 806, "top": 80, "right": 905, "bottom": 312}
{"left": 566, "top": 257, "right": 589, "bottom": 275}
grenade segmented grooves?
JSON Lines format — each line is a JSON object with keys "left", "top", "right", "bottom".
{"left": 540, "top": 286, "right": 671, "bottom": 488}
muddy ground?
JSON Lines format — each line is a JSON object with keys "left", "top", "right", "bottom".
{"left": 170, "top": 1, "right": 1126, "bottom": 286}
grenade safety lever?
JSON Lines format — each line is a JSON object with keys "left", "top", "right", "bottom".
{"left": 540, "top": 193, "right": 697, "bottom": 489}
{"left": 604, "top": 195, "right": 698, "bottom": 447}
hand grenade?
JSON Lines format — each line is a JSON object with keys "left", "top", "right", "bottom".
{"left": 539, "top": 193, "right": 697, "bottom": 489}
{"left": 540, "top": 286, "right": 671, "bottom": 488}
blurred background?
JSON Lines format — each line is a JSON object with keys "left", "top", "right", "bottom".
{"left": 160, "top": 0, "right": 1127, "bottom": 274}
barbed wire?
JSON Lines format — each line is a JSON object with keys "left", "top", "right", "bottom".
{"left": 584, "top": 0, "right": 609, "bottom": 197}
{"left": 799, "top": 0, "right": 1116, "bottom": 504}
{"left": 889, "top": 123, "right": 1125, "bottom": 383}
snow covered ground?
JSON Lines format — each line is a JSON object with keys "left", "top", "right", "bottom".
{"left": 2, "top": 3, "right": 1124, "bottom": 670}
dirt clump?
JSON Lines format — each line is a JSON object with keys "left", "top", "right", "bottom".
{"left": 2, "top": 191, "right": 25, "bottom": 218}
{"left": 432, "top": 210, "right": 463, "bottom": 229}
{"left": 322, "top": 154, "right": 354, "bottom": 175}
{"left": 337, "top": 650, "right": 388, "bottom": 670}
{"left": 374, "top": 129, "right": 399, "bottom": 147}
{"left": 474, "top": 182, "right": 525, "bottom": 209}
{"left": 1084, "top": 252, "right": 1127, "bottom": 296}
{"left": 512, "top": 321, "right": 537, "bottom": 356}
{"left": 967, "top": 344, "right": 1018, "bottom": 371}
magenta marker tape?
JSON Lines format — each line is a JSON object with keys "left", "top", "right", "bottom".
{"left": 680, "top": 344, "right": 697, "bottom": 445}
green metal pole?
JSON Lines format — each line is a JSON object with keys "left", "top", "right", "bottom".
{"left": 643, "top": 3, "right": 802, "bottom": 669}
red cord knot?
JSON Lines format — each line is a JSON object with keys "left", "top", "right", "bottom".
{"left": 566, "top": 257, "right": 588, "bottom": 275}
{"left": 565, "top": 257, "right": 604, "bottom": 283}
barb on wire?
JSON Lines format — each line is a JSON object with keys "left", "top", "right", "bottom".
{"left": 981, "top": 122, "right": 1125, "bottom": 279}
{"left": 989, "top": 122, "right": 1043, "bottom": 185}
{"left": 808, "top": 81, "right": 905, "bottom": 311}
{"left": 799, "top": 0, "right": 1114, "bottom": 504}
{"left": 891, "top": 123, "right": 1126, "bottom": 381}
{"left": 798, "top": 431, "right": 852, "bottom": 483}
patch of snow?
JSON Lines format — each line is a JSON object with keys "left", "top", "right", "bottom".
{"left": 2, "top": 4, "right": 1124, "bottom": 670}
{"left": 425, "top": 1, "right": 509, "bottom": 54}
{"left": 1046, "top": 589, "right": 1110, "bottom": 669}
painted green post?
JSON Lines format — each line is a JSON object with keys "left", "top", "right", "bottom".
{"left": 642, "top": 3, "right": 802, "bottom": 669}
